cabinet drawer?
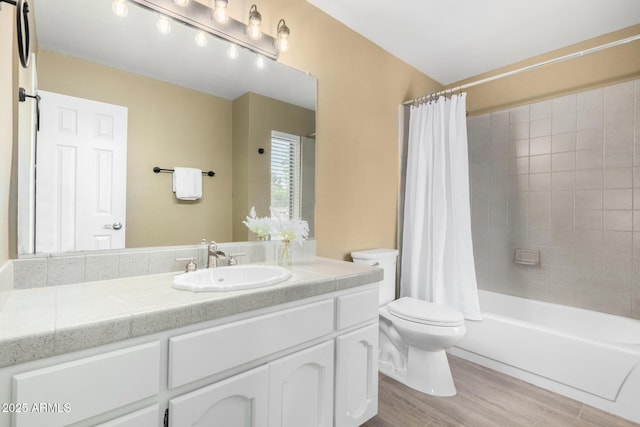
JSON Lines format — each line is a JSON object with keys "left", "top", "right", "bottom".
{"left": 13, "top": 342, "right": 160, "bottom": 427}
{"left": 336, "top": 288, "right": 379, "bottom": 330}
{"left": 96, "top": 405, "right": 159, "bottom": 427}
{"left": 169, "top": 299, "right": 334, "bottom": 388}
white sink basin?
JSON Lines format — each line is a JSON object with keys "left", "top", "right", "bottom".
{"left": 173, "top": 265, "right": 293, "bottom": 292}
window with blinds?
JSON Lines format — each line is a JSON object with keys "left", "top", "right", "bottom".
{"left": 271, "top": 131, "right": 301, "bottom": 219}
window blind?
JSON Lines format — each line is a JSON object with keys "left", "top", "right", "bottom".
{"left": 271, "top": 131, "right": 301, "bottom": 219}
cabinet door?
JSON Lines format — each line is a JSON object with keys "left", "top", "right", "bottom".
{"left": 268, "top": 341, "right": 334, "bottom": 427}
{"left": 335, "top": 323, "right": 379, "bottom": 427}
{"left": 170, "top": 365, "right": 268, "bottom": 427}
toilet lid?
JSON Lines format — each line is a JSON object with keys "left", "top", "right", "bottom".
{"left": 387, "top": 297, "right": 465, "bottom": 327}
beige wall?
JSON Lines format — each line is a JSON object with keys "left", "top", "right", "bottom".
{"left": 1, "top": 7, "right": 16, "bottom": 262}
{"left": 232, "top": 92, "right": 315, "bottom": 241}
{"left": 231, "top": 94, "right": 251, "bottom": 242}
{"left": 266, "top": 0, "right": 442, "bottom": 260}
{"left": 37, "top": 50, "right": 233, "bottom": 247}
{"left": 455, "top": 25, "right": 640, "bottom": 116}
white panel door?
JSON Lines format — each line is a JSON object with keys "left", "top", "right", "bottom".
{"left": 268, "top": 341, "right": 334, "bottom": 427}
{"left": 335, "top": 324, "right": 379, "bottom": 427}
{"left": 36, "top": 91, "right": 127, "bottom": 252}
{"left": 170, "top": 365, "right": 269, "bottom": 427}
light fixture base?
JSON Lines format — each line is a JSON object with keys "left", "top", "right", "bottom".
{"left": 129, "top": 0, "right": 279, "bottom": 60}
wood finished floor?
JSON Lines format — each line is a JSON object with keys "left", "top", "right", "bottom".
{"left": 362, "top": 355, "right": 639, "bottom": 427}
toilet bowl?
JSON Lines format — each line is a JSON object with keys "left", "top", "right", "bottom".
{"left": 381, "top": 297, "right": 465, "bottom": 396}
{"left": 351, "top": 248, "right": 467, "bottom": 397}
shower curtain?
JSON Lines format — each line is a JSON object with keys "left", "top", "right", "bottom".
{"left": 400, "top": 93, "right": 481, "bottom": 320}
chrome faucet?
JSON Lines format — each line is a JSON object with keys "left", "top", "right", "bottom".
{"left": 207, "top": 241, "right": 227, "bottom": 268}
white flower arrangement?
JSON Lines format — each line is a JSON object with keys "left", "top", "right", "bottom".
{"left": 268, "top": 214, "right": 309, "bottom": 245}
{"left": 242, "top": 207, "right": 309, "bottom": 245}
{"left": 242, "top": 207, "right": 271, "bottom": 240}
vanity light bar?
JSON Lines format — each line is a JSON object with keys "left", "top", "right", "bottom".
{"left": 128, "top": 0, "right": 279, "bottom": 60}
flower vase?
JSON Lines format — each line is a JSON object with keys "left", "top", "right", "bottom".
{"left": 277, "top": 239, "right": 292, "bottom": 266}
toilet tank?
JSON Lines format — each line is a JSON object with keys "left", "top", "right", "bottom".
{"left": 351, "top": 248, "right": 399, "bottom": 306}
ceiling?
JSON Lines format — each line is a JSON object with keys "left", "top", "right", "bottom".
{"left": 33, "top": 0, "right": 316, "bottom": 110}
{"left": 307, "top": 0, "right": 640, "bottom": 85}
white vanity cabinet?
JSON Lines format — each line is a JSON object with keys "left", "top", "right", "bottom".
{"left": 166, "top": 287, "right": 378, "bottom": 427}
{"left": 167, "top": 298, "right": 336, "bottom": 427}
{"left": 0, "top": 281, "right": 380, "bottom": 427}
{"left": 169, "top": 341, "right": 335, "bottom": 427}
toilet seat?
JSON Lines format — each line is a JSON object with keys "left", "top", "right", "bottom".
{"left": 387, "top": 297, "right": 464, "bottom": 327}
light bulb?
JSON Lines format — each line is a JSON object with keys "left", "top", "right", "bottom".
{"left": 194, "top": 31, "right": 208, "bottom": 47}
{"left": 227, "top": 43, "right": 239, "bottom": 59}
{"left": 278, "top": 38, "right": 289, "bottom": 52}
{"left": 248, "top": 25, "right": 261, "bottom": 40}
{"left": 156, "top": 15, "right": 171, "bottom": 34}
{"left": 213, "top": 0, "right": 228, "bottom": 23}
{"left": 255, "top": 55, "right": 265, "bottom": 69}
{"left": 247, "top": 4, "right": 262, "bottom": 40}
{"left": 112, "top": 0, "right": 128, "bottom": 17}
{"left": 173, "top": 0, "right": 189, "bottom": 6}
{"left": 276, "top": 19, "right": 290, "bottom": 52}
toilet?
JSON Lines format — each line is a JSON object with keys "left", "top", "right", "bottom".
{"left": 351, "top": 248, "right": 466, "bottom": 397}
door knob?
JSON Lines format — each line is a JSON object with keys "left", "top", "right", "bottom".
{"left": 105, "top": 222, "right": 123, "bottom": 230}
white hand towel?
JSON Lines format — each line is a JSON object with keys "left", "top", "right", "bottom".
{"left": 173, "top": 167, "right": 202, "bottom": 200}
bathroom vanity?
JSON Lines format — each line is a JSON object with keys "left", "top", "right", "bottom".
{"left": 0, "top": 257, "right": 381, "bottom": 427}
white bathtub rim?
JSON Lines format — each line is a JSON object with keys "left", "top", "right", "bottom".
{"left": 471, "top": 311, "right": 640, "bottom": 357}
{"left": 477, "top": 290, "right": 640, "bottom": 347}
{"left": 457, "top": 289, "right": 640, "bottom": 423}
{"left": 449, "top": 346, "right": 640, "bottom": 424}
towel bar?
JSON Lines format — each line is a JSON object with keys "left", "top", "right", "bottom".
{"left": 153, "top": 167, "right": 215, "bottom": 177}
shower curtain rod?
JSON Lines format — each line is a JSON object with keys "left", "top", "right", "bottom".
{"left": 403, "top": 33, "right": 640, "bottom": 106}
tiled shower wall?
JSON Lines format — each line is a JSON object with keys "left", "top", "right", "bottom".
{"left": 467, "top": 79, "right": 640, "bottom": 319}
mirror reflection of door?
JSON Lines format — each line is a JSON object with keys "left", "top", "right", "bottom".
{"left": 36, "top": 91, "right": 128, "bottom": 253}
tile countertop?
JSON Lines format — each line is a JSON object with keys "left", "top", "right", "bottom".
{"left": 0, "top": 257, "right": 382, "bottom": 368}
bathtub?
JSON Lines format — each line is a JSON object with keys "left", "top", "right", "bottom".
{"left": 448, "top": 290, "right": 640, "bottom": 423}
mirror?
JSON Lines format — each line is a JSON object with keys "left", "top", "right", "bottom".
{"left": 17, "top": 0, "right": 316, "bottom": 255}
